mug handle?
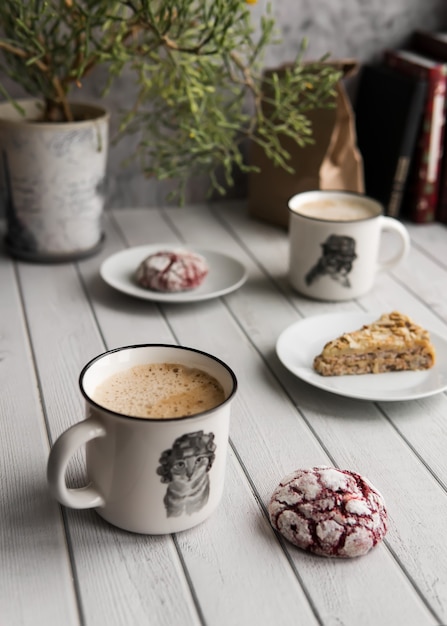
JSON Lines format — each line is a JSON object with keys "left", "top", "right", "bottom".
{"left": 377, "top": 216, "right": 411, "bottom": 272}
{"left": 47, "top": 418, "right": 106, "bottom": 509}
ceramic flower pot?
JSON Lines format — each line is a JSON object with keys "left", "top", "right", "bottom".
{"left": 0, "top": 100, "right": 109, "bottom": 262}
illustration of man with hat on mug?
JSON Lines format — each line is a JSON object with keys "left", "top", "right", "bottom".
{"left": 305, "top": 234, "right": 357, "bottom": 288}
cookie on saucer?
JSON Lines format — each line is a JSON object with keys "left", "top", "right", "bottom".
{"left": 136, "top": 249, "right": 209, "bottom": 292}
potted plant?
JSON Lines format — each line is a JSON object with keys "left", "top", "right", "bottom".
{"left": 0, "top": 0, "right": 340, "bottom": 262}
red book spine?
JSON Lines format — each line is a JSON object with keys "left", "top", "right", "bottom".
{"left": 384, "top": 50, "right": 447, "bottom": 223}
{"left": 436, "top": 166, "right": 447, "bottom": 222}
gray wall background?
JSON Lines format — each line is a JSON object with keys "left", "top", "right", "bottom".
{"left": 2, "top": 0, "right": 447, "bottom": 209}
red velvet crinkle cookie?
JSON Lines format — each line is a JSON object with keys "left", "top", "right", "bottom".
{"left": 136, "top": 249, "right": 209, "bottom": 292}
{"left": 268, "top": 466, "right": 388, "bottom": 558}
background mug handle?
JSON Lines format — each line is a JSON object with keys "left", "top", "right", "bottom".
{"left": 377, "top": 216, "right": 411, "bottom": 272}
{"left": 47, "top": 418, "right": 106, "bottom": 509}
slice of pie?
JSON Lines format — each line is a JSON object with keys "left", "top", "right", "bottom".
{"left": 313, "top": 311, "right": 436, "bottom": 376}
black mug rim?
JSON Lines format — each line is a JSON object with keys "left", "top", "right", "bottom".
{"left": 79, "top": 343, "right": 238, "bottom": 422}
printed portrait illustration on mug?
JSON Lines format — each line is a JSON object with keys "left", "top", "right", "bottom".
{"left": 47, "top": 344, "right": 237, "bottom": 535}
{"left": 287, "top": 190, "right": 411, "bottom": 301}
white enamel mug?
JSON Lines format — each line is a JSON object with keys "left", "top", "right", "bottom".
{"left": 47, "top": 344, "right": 237, "bottom": 534}
{"left": 288, "top": 190, "right": 410, "bottom": 301}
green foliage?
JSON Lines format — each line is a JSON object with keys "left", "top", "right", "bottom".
{"left": 0, "top": 0, "right": 341, "bottom": 199}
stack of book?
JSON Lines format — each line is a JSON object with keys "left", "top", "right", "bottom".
{"left": 355, "top": 31, "right": 447, "bottom": 223}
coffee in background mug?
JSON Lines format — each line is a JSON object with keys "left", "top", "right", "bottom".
{"left": 47, "top": 344, "right": 237, "bottom": 534}
{"left": 288, "top": 190, "right": 410, "bottom": 301}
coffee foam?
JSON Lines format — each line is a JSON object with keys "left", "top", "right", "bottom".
{"left": 92, "top": 363, "right": 225, "bottom": 419}
{"left": 293, "top": 197, "right": 377, "bottom": 221}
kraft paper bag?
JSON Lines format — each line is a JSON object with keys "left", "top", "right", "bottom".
{"left": 248, "top": 60, "right": 365, "bottom": 228}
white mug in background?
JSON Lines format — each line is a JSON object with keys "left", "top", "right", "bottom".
{"left": 47, "top": 344, "right": 237, "bottom": 534}
{"left": 288, "top": 190, "right": 410, "bottom": 301}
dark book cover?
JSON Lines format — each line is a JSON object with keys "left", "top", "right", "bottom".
{"left": 411, "top": 30, "right": 447, "bottom": 60}
{"left": 355, "top": 63, "right": 427, "bottom": 218}
{"left": 384, "top": 49, "right": 447, "bottom": 223}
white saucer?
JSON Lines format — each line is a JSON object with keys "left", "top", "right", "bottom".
{"left": 276, "top": 312, "right": 447, "bottom": 401}
{"left": 100, "top": 245, "right": 248, "bottom": 303}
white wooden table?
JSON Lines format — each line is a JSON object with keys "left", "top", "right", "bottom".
{"left": 1, "top": 201, "right": 447, "bottom": 626}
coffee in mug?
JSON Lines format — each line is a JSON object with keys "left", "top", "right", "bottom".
{"left": 47, "top": 344, "right": 237, "bottom": 534}
{"left": 288, "top": 190, "right": 410, "bottom": 301}
{"left": 295, "top": 197, "right": 375, "bottom": 221}
{"left": 92, "top": 362, "right": 225, "bottom": 418}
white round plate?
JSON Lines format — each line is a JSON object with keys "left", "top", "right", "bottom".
{"left": 100, "top": 245, "right": 248, "bottom": 303}
{"left": 276, "top": 312, "right": 447, "bottom": 401}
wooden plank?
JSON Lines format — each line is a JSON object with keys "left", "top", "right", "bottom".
{"left": 64, "top": 511, "right": 201, "bottom": 626}
{"left": 406, "top": 222, "right": 447, "bottom": 270}
{"left": 176, "top": 447, "right": 320, "bottom": 626}
{"left": 76, "top": 210, "right": 175, "bottom": 349}
{"left": 112, "top": 206, "right": 438, "bottom": 625}
{"left": 84, "top": 209, "right": 323, "bottom": 625}
{"left": 15, "top": 220, "right": 202, "bottom": 626}
{"left": 0, "top": 255, "right": 80, "bottom": 626}
{"left": 211, "top": 203, "right": 447, "bottom": 624}
{"left": 388, "top": 226, "right": 447, "bottom": 325}
{"left": 4, "top": 202, "right": 447, "bottom": 625}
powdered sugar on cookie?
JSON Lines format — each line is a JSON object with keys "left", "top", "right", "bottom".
{"left": 136, "top": 249, "right": 209, "bottom": 292}
{"left": 268, "top": 466, "right": 388, "bottom": 558}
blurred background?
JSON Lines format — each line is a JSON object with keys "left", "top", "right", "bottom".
{"left": 1, "top": 0, "right": 447, "bottom": 210}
